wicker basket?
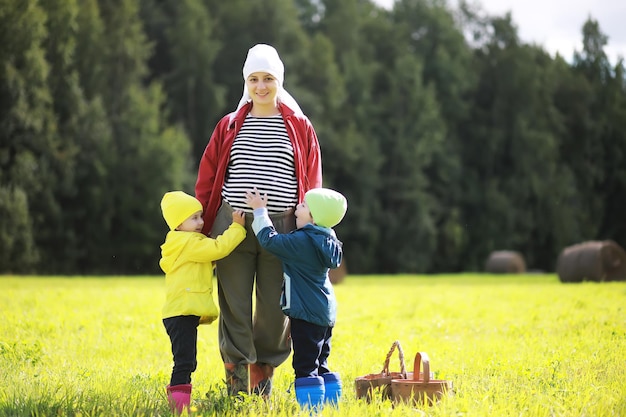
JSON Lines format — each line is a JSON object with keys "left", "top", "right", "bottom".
{"left": 390, "top": 351, "right": 452, "bottom": 406}
{"left": 355, "top": 341, "right": 430, "bottom": 402}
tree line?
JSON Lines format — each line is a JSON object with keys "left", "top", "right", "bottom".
{"left": 1, "top": 0, "right": 624, "bottom": 275}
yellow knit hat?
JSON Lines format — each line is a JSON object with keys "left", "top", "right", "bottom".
{"left": 304, "top": 188, "right": 347, "bottom": 228}
{"left": 161, "top": 191, "right": 203, "bottom": 230}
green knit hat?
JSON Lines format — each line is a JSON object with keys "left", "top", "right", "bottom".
{"left": 304, "top": 188, "right": 347, "bottom": 228}
{"left": 161, "top": 191, "right": 202, "bottom": 230}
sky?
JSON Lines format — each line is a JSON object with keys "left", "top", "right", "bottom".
{"left": 373, "top": 0, "right": 626, "bottom": 65}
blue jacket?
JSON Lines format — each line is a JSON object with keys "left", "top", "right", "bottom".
{"left": 251, "top": 208, "right": 342, "bottom": 327}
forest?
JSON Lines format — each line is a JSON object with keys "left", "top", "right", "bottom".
{"left": 1, "top": 0, "right": 624, "bottom": 275}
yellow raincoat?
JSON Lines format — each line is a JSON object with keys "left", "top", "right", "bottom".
{"left": 160, "top": 223, "right": 245, "bottom": 324}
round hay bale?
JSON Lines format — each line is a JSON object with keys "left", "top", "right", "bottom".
{"left": 484, "top": 250, "right": 526, "bottom": 273}
{"left": 329, "top": 258, "right": 348, "bottom": 284}
{"left": 556, "top": 240, "right": 626, "bottom": 283}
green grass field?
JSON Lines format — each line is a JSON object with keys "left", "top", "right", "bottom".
{"left": 1, "top": 274, "right": 625, "bottom": 416}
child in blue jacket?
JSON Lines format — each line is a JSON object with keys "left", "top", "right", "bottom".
{"left": 245, "top": 187, "right": 347, "bottom": 409}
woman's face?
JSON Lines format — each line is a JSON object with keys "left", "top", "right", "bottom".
{"left": 246, "top": 72, "right": 279, "bottom": 107}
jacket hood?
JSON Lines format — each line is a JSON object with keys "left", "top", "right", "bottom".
{"left": 159, "top": 231, "right": 195, "bottom": 273}
{"left": 306, "top": 225, "right": 343, "bottom": 269}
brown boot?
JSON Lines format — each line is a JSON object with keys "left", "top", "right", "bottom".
{"left": 224, "top": 363, "right": 249, "bottom": 395}
{"left": 250, "top": 363, "right": 274, "bottom": 398}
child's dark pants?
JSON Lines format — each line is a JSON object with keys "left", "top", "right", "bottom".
{"left": 163, "top": 315, "right": 200, "bottom": 385}
{"left": 290, "top": 318, "right": 333, "bottom": 378}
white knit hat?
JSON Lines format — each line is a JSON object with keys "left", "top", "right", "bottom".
{"left": 231, "top": 44, "right": 303, "bottom": 120}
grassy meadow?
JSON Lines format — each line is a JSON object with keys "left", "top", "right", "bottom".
{"left": 1, "top": 274, "right": 625, "bottom": 416}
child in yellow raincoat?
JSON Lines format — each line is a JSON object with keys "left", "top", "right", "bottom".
{"left": 159, "top": 191, "right": 246, "bottom": 413}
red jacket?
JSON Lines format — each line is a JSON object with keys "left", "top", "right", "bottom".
{"left": 195, "top": 102, "right": 323, "bottom": 234}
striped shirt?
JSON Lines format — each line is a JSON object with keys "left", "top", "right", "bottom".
{"left": 222, "top": 114, "right": 298, "bottom": 213}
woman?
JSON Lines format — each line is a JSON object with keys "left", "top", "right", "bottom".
{"left": 195, "top": 44, "right": 322, "bottom": 397}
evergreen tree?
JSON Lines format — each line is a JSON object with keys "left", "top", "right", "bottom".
{"left": 392, "top": 0, "right": 473, "bottom": 272}
{"left": 141, "top": 0, "right": 225, "bottom": 158}
{"left": 460, "top": 14, "right": 577, "bottom": 271}
{"left": 38, "top": 0, "right": 97, "bottom": 272}
{"left": 569, "top": 18, "right": 626, "bottom": 249}
{"left": 92, "top": 0, "right": 193, "bottom": 273}
{"left": 551, "top": 57, "right": 599, "bottom": 245}
{"left": 598, "top": 61, "right": 626, "bottom": 247}
{"left": 378, "top": 54, "right": 446, "bottom": 272}
{"left": 313, "top": 0, "right": 387, "bottom": 272}
{"left": 0, "top": 0, "right": 57, "bottom": 272}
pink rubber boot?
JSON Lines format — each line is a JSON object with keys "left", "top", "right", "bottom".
{"left": 166, "top": 384, "right": 192, "bottom": 414}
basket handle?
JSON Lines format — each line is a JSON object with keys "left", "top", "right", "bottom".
{"left": 413, "top": 352, "right": 431, "bottom": 382}
{"left": 381, "top": 340, "right": 407, "bottom": 378}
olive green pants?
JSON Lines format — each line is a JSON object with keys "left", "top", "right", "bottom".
{"left": 211, "top": 201, "right": 294, "bottom": 367}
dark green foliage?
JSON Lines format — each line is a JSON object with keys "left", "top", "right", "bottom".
{"left": 0, "top": 0, "right": 193, "bottom": 274}
{"left": 0, "top": 0, "right": 624, "bottom": 274}
{"left": 390, "top": 0, "right": 471, "bottom": 272}
{"left": 0, "top": 0, "right": 59, "bottom": 272}
{"left": 0, "top": 187, "right": 38, "bottom": 272}
{"left": 459, "top": 15, "right": 582, "bottom": 271}
{"left": 571, "top": 20, "right": 626, "bottom": 256}
{"left": 140, "top": 0, "right": 225, "bottom": 158}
